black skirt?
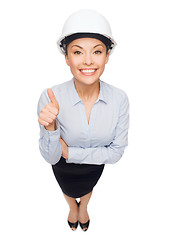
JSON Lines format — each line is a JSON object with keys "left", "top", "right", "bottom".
{"left": 52, "top": 156, "right": 105, "bottom": 198}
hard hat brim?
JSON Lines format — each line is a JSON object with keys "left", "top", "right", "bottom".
{"left": 57, "top": 32, "right": 117, "bottom": 54}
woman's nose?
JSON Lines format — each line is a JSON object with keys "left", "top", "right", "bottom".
{"left": 83, "top": 53, "right": 93, "bottom": 65}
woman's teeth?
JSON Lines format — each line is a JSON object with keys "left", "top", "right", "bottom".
{"left": 81, "top": 69, "right": 96, "bottom": 73}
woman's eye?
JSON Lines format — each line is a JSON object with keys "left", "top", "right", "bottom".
{"left": 94, "top": 50, "right": 102, "bottom": 54}
{"left": 74, "top": 51, "right": 82, "bottom": 55}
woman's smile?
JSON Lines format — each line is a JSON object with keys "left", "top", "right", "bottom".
{"left": 80, "top": 68, "right": 98, "bottom": 76}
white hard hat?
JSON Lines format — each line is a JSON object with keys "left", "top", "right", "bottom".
{"left": 57, "top": 9, "right": 117, "bottom": 55}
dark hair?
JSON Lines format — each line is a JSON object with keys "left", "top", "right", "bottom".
{"left": 60, "top": 32, "right": 114, "bottom": 55}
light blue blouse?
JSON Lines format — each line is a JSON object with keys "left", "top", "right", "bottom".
{"left": 37, "top": 78, "right": 129, "bottom": 165}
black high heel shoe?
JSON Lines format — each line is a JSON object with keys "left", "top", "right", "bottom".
{"left": 76, "top": 200, "right": 80, "bottom": 207}
{"left": 79, "top": 219, "right": 90, "bottom": 231}
{"left": 67, "top": 220, "right": 78, "bottom": 230}
{"left": 67, "top": 200, "right": 80, "bottom": 231}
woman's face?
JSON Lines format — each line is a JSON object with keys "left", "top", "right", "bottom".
{"left": 65, "top": 38, "right": 109, "bottom": 86}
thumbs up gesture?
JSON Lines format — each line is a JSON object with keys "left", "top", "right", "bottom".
{"left": 38, "top": 89, "right": 59, "bottom": 131}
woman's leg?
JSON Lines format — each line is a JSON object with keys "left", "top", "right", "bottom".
{"left": 79, "top": 190, "right": 93, "bottom": 230}
{"left": 63, "top": 193, "right": 79, "bottom": 230}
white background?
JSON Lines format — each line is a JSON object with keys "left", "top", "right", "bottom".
{"left": 0, "top": 0, "right": 172, "bottom": 239}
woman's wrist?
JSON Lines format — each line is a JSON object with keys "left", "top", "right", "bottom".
{"left": 45, "top": 120, "right": 58, "bottom": 131}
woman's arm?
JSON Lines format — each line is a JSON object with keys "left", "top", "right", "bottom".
{"left": 37, "top": 90, "right": 62, "bottom": 165}
{"left": 66, "top": 94, "right": 129, "bottom": 165}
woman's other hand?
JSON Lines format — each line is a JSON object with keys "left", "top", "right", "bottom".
{"left": 59, "top": 137, "right": 69, "bottom": 160}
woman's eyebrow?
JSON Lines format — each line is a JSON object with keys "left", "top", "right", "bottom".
{"left": 71, "top": 44, "right": 104, "bottom": 49}
{"left": 93, "top": 44, "right": 104, "bottom": 48}
{"left": 71, "top": 45, "right": 83, "bottom": 49}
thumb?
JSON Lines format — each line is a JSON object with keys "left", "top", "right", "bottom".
{"left": 47, "top": 88, "right": 58, "bottom": 107}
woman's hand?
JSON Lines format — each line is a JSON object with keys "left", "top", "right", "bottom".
{"left": 59, "top": 136, "right": 69, "bottom": 160}
{"left": 38, "top": 89, "right": 59, "bottom": 131}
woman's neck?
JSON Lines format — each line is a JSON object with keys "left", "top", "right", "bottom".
{"left": 74, "top": 78, "right": 100, "bottom": 102}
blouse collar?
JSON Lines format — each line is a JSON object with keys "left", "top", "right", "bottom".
{"left": 69, "top": 78, "right": 108, "bottom": 106}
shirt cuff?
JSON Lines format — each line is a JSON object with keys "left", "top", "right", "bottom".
{"left": 40, "top": 123, "right": 60, "bottom": 141}
{"left": 66, "top": 147, "right": 82, "bottom": 164}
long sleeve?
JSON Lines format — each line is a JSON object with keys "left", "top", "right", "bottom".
{"left": 66, "top": 93, "right": 129, "bottom": 165}
{"left": 37, "top": 90, "right": 62, "bottom": 165}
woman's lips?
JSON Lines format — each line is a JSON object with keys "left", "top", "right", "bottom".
{"left": 80, "top": 68, "right": 97, "bottom": 76}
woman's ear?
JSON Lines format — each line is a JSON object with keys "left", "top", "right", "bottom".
{"left": 65, "top": 54, "right": 70, "bottom": 66}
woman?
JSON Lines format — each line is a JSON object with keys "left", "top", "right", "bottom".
{"left": 37, "top": 9, "right": 129, "bottom": 231}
